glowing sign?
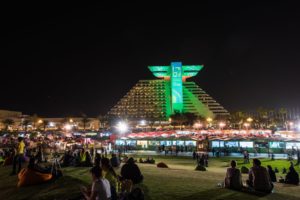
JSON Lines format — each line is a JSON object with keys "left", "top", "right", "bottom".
{"left": 171, "top": 62, "right": 183, "bottom": 112}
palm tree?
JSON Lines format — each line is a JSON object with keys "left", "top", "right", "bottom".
{"left": 183, "top": 112, "right": 197, "bottom": 128}
{"left": 43, "top": 120, "right": 49, "bottom": 132}
{"left": 230, "top": 111, "right": 245, "bottom": 129}
{"left": 256, "top": 107, "right": 269, "bottom": 128}
{"left": 22, "top": 119, "right": 31, "bottom": 133}
{"left": 97, "top": 114, "right": 107, "bottom": 129}
{"left": 30, "top": 114, "right": 39, "bottom": 130}
{"left": 81, "top": 114, "right": 90, "bottom": 132}
{"left": 2, "top": 118, "right": 14, "bottom": 131}
{"left": 170, "top": 112, "right": 188, "bottom": 130}
{"left": 279, "top": 107, "right": 288, "bottom": 127}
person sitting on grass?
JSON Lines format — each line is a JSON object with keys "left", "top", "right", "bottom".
{"left": 110, "top": 153, "right": 120, "bottom": 167}
{"left": 247, "top": 159, "right": 273, "bottom": 193}
{"left": 224, "top": 160, "right": 242, "bottom": 190}
{"left": 285, "top": 166, "right": 299, "bottom": 185}
{"left": 83, "top": 151, "right": 93, "bottom": 167}
{"left": 123, "top": 187, "right": 145, "bottom": 200}
{"left": 123, "top": 155, "right": 129, "bottom": 163}
{"left": 73, "top": 152, "right": 81, "bottom": 167}
{"left": 3, "top": 149, "right": 14, "bottom": 166}
{"left": 17, "top": 156, "right": 52, "bottom": 187}
{"left": 267, "top": 165, "right": 277, "bottom": 183}
{"left": 198, "top": 154, "right": 205, "bottom": 167}
{"left": 35, "top": 146, "right": 44, "bottom": 163}
{"left": 120, "top": 157, "right": 143, "bottom": 184}
{"left": 81, "top": 166, "right": 111, "bottom": 200}
{"left": 147, "top": 156, "right": 155, "bottom": 164}
{"left": 94, "top": 153, "right": 102, "bottom": 167}
{"left": 60, "top": 150, "right": 74, "bottom": 167}
{"left": 101, "top": 158, "right": 118, "bottom": 200}
{"left": 80, "top": 148, "right": 86, "bottom": 164}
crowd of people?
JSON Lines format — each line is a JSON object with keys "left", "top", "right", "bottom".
{"left": 0, "top": 135, "right": 146, "bottom": 200}
{"left": 139, "top": 157, "right": 155, "bottom": 164}
{"left": 80, "top": 156, "right": 144, "bottom": 200}
{"left": 223, "top": 158, "right": 299, "bottom": 194}
{"left": 1, "top": 134, "right": 300, "bottom": 199}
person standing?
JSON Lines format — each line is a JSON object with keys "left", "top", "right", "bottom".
{"left": 11, "top": 137, "right": 25, "bottom": 175}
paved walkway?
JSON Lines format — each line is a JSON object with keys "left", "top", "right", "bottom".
{"left": 124, "top": 150, "right": 294, "bottom": 159}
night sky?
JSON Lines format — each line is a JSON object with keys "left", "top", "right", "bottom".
{"left": 2, "top": 2, "right": 300, "bottom": 117}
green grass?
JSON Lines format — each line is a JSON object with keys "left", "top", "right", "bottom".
{"left": 0, "top": 156, "right": 300, "bottom": 200}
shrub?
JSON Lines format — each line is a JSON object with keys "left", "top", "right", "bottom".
{"left": 157, "top": 162, "right": 168, "bottom": 168}
{"left": 241, "top": 166, "right": 249, "bottom": 174}
{"left": 195, "top": 165, "right": 206, "bottom": 171}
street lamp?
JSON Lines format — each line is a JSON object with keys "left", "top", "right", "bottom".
{"left": 140, "top": 120, "right": 146, "bottom": 131}
{"left": 206, "top": 118, "right": 213, "bottom": 129}
{"left": 64, "top": 124, "right": 72, "bottom": 131}
{"left": 297, "top": 123, "right": 300, "bottom": 131}
{"left": 219, "top": 122, "right": 226, "bottom": 130}
{"left": 140, "top": 120, "right": 146, "bottom": 126}
{"left": 116, "top": 121, "right": 128, "bottom": 134}
{"left": 246, "top": 117, "right": 253, "bottom": 123}
{"left": 193, "top": 122, "right": 203, "bottom": 130}
{"left": 243, "top": 122, "right": 250, "bottom": 130}
{"left": 288, "top": 122, "right": 294, "bottom": 131}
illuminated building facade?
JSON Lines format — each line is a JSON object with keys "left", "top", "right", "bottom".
{"left": 108, "top": 62, "right": 229, "bottom": 120}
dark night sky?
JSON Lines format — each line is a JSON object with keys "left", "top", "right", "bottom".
{"left": 2, "top": 2, "right": 300, "bottom": 117}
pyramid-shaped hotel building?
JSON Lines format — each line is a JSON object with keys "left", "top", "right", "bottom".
{"left": 108, "top": 62, "right": 229, "bottom": 121}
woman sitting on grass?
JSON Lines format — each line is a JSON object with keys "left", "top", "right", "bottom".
{"left": 224, "top": 160, "right": 242, "bottom": 190}
{"left": 81, "top": 166, "right": 111, "bottom": 200}
{"left": 285, "top": 166, "right": 299, "bottom": 185}
{"left": 120, "top": 157, "right": 143, "bottom": 184}
{"left": 101, "top": 158, "right": 118, "bottom": 200}
{"left": 267, "top": 165, "right": 277, "bottom": 183}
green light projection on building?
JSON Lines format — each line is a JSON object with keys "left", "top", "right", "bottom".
{"left": 149, "top": 62, "right": 204, "bottom": 115}
{"left": 171, "top": 62, "right": 183, "bottom": 113}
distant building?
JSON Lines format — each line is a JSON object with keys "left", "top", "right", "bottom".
{"left": 0, "top": 109, "right": 22, "bottom": 118}
{"left": 40, "top": 117, "right": 100, "bottom": 131}
{"left": 0, "top": 109, "right": 100, "bottom": 131}
{"left": 0, "top": 109, "right": 24, "bottom": 130}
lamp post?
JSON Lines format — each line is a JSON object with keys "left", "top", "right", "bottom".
{"left": 140, "top": 120, "right": 146, "bottom": 131}
{"left": 246, "top": 117, "right": 253, "bottom": 129}
{"left": 243, "top": 122, "right": 250, "bottom": 130}
{"left": 206, "top": 117, "right": 213, "bottom": 129}
{"left": 193, "top": 122, "right": 203, "bottom": 131}
{"left": 219, "top": 122, "right": 226, "bottom": 130}
{"left": 289, "top": 122, "right": 294, "bottom": 131}
{"left": 116, "top": 121, "right": 128, "bottom": 156}
{"left": 246, "top": 117, "right": 253, "bottom": 123}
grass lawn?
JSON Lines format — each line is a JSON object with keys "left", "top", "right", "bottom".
{"left": 0, "top": 155, "right": 300, "bottom": 200}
